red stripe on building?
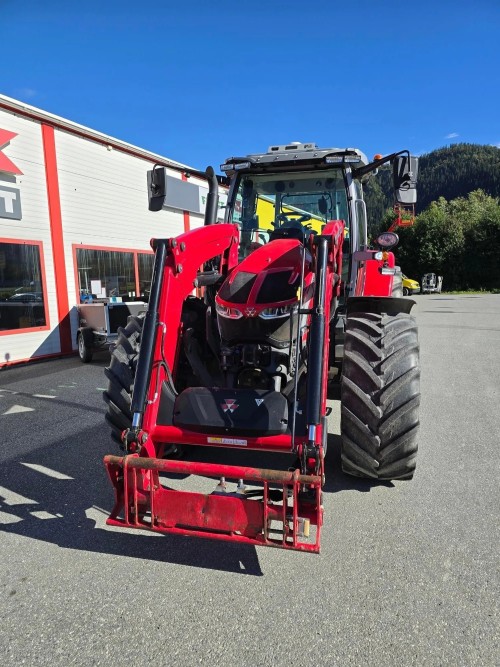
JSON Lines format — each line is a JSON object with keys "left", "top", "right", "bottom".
{"left": 133, "top": 252, "right": 140, "bottom": 298}
{"left": 181, "top": 173, "right": 191, "bottom": 233}
{"left": 41, "top": 124, "right": 72, "bottom": 354}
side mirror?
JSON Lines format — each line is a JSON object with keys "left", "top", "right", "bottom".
{"left": 393, "top": 155, "right": 418, "bottom": 205}
{"left": 147, "top": 165, "right": 167, "bottom": 211}
{"left": 147, "top": 165, "right": 218, "bottom": 221}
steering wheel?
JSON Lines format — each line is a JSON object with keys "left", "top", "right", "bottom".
{"left": 276, "top": 212, "right": 312, "bottom": 227}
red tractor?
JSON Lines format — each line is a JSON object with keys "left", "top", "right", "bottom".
{"left": 103, "top": 143, "right": 420, "bottom": 553}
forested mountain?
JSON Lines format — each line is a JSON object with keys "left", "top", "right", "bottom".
{"left": 416, "top": 143, "right": 500, "bottom": 211}
{"left": 362, "top": 143, "right": 500, "bottom": 290}
{"left": 364, "top": 143, "right": 500, "bottom": 225}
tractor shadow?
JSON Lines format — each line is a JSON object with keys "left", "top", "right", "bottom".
{"left": 0, "top": 398, "right": 387, "bottom": 574}
{"left": 0, "top": 423, "right": 263, "bottom": 577}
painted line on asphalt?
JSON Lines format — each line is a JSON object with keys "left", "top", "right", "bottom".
{"left": 30, "top": 511, "right": 60, "bottom": 520}
{"left": 2, "top": 405, "right": 35, "bottom": 415}
{"left": 0, "top": 485, "right": 38, "bottom": 506}
{"left": 20, "top": 463, "right": 74, "bottom": 480}
{"left": 32, "top": 394, "right": 57, "bottom": 399}
{"left": 0, "top": 510, "right": 23, "bottom": 525}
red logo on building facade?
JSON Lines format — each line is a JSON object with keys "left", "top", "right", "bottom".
{"left": 0, "top": 129, "right": 23, "bottom": 175}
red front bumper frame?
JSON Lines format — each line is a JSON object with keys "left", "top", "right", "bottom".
{"left": 104, "top": 455, "right": 323, "bottom": 553}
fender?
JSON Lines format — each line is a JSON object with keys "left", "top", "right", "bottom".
{"left": 354, "top": 249, "right": 398, "bottom": 297}
{"left": 346, "top": 295, "right": 415, "bottom": 317}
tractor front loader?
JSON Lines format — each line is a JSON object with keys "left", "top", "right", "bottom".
{"left": 103, "top": 144, "right": 420, "bottom": 553}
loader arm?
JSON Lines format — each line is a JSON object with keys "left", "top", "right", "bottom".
{"left": 102, "top": 223, "right": 346, "bottom": 552}
{"left": 129, "top": 223, "right": 239, "bottom": 439}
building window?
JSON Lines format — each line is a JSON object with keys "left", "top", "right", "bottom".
{"left": 75, "top": 247, "right": 154, "bottom": 302}
{"left": 138, "top": 253, "right": 154, "bottom": 300}
{"left": 0, "top": 241, "right": 47, "bottom": 332}
{"left": 76, "top": 248, "right": 135, "bottom": 302}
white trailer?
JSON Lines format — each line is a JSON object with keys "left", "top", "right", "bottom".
{"left": 421, "top": 273, "right": 443, "bottom": 294}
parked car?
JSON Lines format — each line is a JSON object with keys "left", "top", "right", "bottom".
{"left": 8, "top": 292, "right": 43, "bottom": 302}
{"left": 402, "top": 275, "right": 420, "bottom": 296}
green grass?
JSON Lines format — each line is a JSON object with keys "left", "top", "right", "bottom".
{"left": 442, "top": 289, "right": 500, "bottom": 295}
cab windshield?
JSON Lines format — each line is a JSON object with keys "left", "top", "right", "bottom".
{"left": 228, "top": 169, "right": 349, "bottom": 259}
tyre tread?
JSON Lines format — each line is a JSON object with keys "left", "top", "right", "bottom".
{"left": 341, "top": 311, "right": 420, "bottom": 480}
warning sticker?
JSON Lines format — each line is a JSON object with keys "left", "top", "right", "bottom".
{"left": 207, "top": 437, "right": 248, "bottom": 446}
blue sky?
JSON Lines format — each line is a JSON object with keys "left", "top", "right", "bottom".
{"left": 2, "top": 0, "right": 499, "bottom": 170}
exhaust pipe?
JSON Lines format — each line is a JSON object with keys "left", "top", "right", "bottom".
{"left": 204, "top": 166, "right": 219, "bottom": 225}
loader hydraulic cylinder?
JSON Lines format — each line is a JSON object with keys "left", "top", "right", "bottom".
{"left": 306, "top": 235, "right": 329, "bottom": 429}
{"left": 130, "top": 239, "right": 168, "bottom": 424}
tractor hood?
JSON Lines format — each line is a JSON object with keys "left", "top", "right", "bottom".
{"left": 215, "top": 239, "right": 312, "bottom": 346}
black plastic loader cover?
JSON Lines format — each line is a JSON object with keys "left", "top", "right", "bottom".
{"left": 173, "top": 387, "right": 288, "bottom": 436}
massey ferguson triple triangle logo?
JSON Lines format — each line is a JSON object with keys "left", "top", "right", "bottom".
{"left": 0, "top": 129, "right": 23, "bottom": 221}
{"left": 221, "top": 399, "right": 239, "bottom": 413}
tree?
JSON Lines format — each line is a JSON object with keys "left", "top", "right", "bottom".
{"left": 395, "top": 190, "right": 500, "bottom": 290}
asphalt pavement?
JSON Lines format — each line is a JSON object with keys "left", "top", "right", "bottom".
{"left": 0, "top": 294, "right": 498, "bottom": 666}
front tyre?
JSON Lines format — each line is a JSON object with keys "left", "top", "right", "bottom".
{"left": 103, "top": 315, "right": 143, "bottom": 446}
{"left": 103, "top": 315, "right": 186, "bottom": 459}
{"left": 340, "top": 311, "right": 420, "bottom": 480}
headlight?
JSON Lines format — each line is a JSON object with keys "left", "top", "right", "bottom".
{"left": 376, "top": 232, "right": 399, "bottom": 249}
{"left": 259, "top": 304, "right": 297, "bottom": 319}
{"left": 215, "top": 303, "right": 243, "bottom": 319}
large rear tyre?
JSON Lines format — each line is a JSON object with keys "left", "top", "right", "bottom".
{"left": 340, "top": 311, "right": 419, "bottom": 480}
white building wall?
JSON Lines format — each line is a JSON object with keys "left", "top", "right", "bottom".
{"left": 0, "top": 96, "right": 222, "bottom": 365}
{"left": 54, "top": 129, "right": 191, "bottom": 347}
{"left": 55, "top": 129, "right": 187, "bottom": 252}
{"left": 0, "top": 108, "right": 62, "bottom": 362}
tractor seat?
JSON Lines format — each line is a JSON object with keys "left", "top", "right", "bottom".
{"left": 269, "top": 225, "right": 306, "bottom": 243}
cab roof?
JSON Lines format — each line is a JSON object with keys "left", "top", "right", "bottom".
{"left": 221, "top": 142, "right": 369, "bottom": 175}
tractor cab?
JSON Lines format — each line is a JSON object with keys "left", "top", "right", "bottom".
{"left": 221, "top": 143, "right": 369, "bottom": 297}
{"left": 221, "top": 142, "right": 418, "bottom": 301}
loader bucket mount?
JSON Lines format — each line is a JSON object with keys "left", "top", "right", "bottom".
{"left": 104, "top": 454, "right": 323, "bottom": 552}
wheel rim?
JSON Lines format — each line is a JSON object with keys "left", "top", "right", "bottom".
{"left": 78, "top": 335, "right": 85, "bottom": 358}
